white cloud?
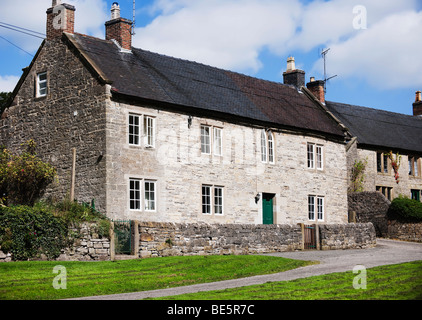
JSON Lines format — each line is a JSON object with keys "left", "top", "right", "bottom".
{"left": 317, "top": 10, "right": 422, "bottom": 89}
{"left": 0, "top": 75, "right": 20, "bottom": 92}
{"left": 134, "top": 0, "right": 302, "bottom": 73}
{"left": 0, "top": 0, "right": 108, "bottom": 52}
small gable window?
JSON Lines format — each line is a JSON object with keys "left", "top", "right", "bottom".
{"left": 36, "top": 72, "right": 47, "bottom": 98}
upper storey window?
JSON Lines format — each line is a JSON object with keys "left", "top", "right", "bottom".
{"left": 36, "top": 72, "right": 47, "bottom": 98}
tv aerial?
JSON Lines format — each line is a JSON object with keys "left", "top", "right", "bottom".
{"left": 131, "top": 0, "right": 136, "bottom": 35}
{"left": 320, "top": 48, "right": 337, "bottom": 94}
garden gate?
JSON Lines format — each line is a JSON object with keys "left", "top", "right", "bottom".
{"left": 113, "top": 220, "right": 134, "bottom": 255}
{"left": 304, "top": 224, "right": 317, "bottom": 250}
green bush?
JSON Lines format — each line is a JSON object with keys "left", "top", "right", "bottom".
{"left": 0, "top": 140, "right": 57, "bottom": 206}
{"left": 388, "top": 196, "right": 422, "bottom": 221}
{"left": 0, "top": 205, "right": 69, "bottom": 261}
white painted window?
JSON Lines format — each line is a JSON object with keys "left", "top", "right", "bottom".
{"left": 307, "top": 143, "right": 315, "bottom": 169}
{"left": 214, "top": 186, "right": 224, "bottom": 215}
{"left": 316, "top": 145, "right": 323, "bottom": 170}
{"left": 261, "top": 130, "right": 267, "bottom": 163}
{"left": 202, "top": 185, "right": 224, "bottom": 215}
{"left": 317, "top": 197, "right": 324, "bottom": 221}
{"left": 268, "top": 131, "right": 275, "bottom": 164}
{"left": 36, "top": 72, "right": 47, "bottom": 97}
{"left": 213, "top": 127, "right": 223, "bottom": 156}
{"left": 144, "top": 116, "right": 155, "bottom": 148}
{"left": 202, "top": 185, "right": 212, "bottom": 215}
{"left": 308, "top": 195, "right": 315, "bottom": 221}
{"left": 201, "top": 125, "right": 211, "bottom": 154}
{"left": 129, "top": 114, "right": 141, "bottom": 146}
{"left": 129, "top": 178, "right": 141, "bottom": 210}
{"left": 144, "top": 180, "right": 156, "bottom": 211}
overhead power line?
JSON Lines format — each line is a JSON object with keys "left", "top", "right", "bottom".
{"left": 0, "top": 34, "right": 34, "bottom": 56}
{"left": 0, "top": 21, "right": 46, "bottom": 39}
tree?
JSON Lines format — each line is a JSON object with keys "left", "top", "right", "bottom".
{"left": 0, "top": 92, "right": 12, "bottom": 114}
{"left": 0, "top": 140, "right": 57, "bottom": 206}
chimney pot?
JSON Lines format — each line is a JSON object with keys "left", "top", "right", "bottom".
{"left": 105, "top": 3, "right": 133, "bottom": 51}
{"left": 283, "top": 57, "right": 305, "bottom": 88}
{"left": 111, "top": 2, "right": 121, "bottom": 20}
{"left": 413, "top": 90, "right": 422, "bottom": 116}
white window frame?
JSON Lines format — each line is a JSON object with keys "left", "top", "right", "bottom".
{"left": 316, "top": 145, "right": 323, "bottom": 170}
{"left": 213, "top": 127, "right": 223, "bottom": 156}
{"left": 261, "top": 130, "right": 267, "bottom": 163}
{"left": 144, "top": 180, "right": 157, "bottom": 212}
{"left": 202, "top": 185, "right": 224, "bottom": 215}
{"left": 307, "top": 143, "right": 315, "bottom": 169}
{"left": 214, "top": 186, "right": 224, "bottom": 215}
{"left": 261, "top": 130, "right": 275, "bottom": 164}
{"left": 201, "top": 125, "right": 211, "bottom": 155}
{"left": 129, "top": 178, "right": 141, "bottom": 211}
{"left": 308, "top": 195, "right": 324, "bottom": 221}
{"left": 144, "top": 116, "right": 156, "bottom": 148}
{"left": 268, "top": 131, "right": 275, "bottom": 164}
{"left": 308, "top": 195, "right": 315, "bottom": 221}
{"left": 129, "top": 114, "right": 141, "bottom": 146}
{"left": 202, "top": 185, "right": 212, "bottom": 215}
{"left": 36, "top": 72, "right": 47, "bottom": 98}
{"left": 317, "top": 197, "right": 324, "bottom": 221}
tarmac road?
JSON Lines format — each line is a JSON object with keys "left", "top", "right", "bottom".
{"left": 70, "top": 239, "right": 422, "bottom": 300}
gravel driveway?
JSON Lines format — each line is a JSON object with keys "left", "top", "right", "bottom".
{"left": 71, "top": 239, "right": 422, "bottom": 300}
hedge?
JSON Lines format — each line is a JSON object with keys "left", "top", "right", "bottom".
{"left": 0, "top": 205, "right": 69, "bottom": 261}
{"left": 388, "top": 196, "right": 422, "bottom": 222}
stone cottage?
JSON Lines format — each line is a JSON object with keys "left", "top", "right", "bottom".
{"left": 0, "top": 1, "right": 352, "bottom": 225}
{"left": 326, "top": 95, "right": 422, "bottom": 202}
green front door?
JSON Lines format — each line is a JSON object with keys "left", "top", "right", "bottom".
{"left": 262, "top": 193, "right": 274, "bottom": 225}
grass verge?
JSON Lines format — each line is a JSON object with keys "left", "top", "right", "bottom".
{"left": 153, "top": 261, "right": 422, "bottom": 300}
{"left": 0, "top": 255, "right": 313, "bottom": 300}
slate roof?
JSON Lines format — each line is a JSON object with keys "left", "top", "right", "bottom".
{"left": 69, "top": 33, "right": 345, "bottom": 138}
{"left": 326, "top": 101, "right": 422, "bottom": 154}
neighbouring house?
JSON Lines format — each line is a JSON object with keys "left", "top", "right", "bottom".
{"left": 326, "top": 94, "right": 422, "bottom": 202}
{"left": 0, "top": 1, "right": 350, "bottom": 225}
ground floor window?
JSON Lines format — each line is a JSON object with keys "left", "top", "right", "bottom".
{"left": 129, "top": 178, "right": 157, "bottom": 211}
{"left": 202, "top": 185, "right": 224, "bottom": 215}
{"left": 411, "top": 189, "right": 421, "bottom": 202}
{"left": 376, "top": 186, "right": 393, "bottom": 201}
{"left": 308, "top": 195, "right": 324, "bottom": 221}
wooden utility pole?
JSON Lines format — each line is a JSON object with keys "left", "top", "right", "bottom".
{"left": 70, "top": 148, "right": 76, "bottom": 201}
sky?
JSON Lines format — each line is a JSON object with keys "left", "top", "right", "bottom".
{"left": 1, "top": 0, "right": 421, "bottom": 115}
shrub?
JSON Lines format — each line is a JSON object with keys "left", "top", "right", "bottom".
{"left": 0, "top": 205, "right": 69, "bottom": 261}
{"left": 0, "top": 140, "right": 57, "bottom": 206}
{"left": 388, "top": 196, "right": 422, "bottom": 221}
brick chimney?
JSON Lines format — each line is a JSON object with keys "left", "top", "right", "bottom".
{"left": 46, "top": 0, "right": 75, "bottom": 41}
{"left": 105, "top": 2, "right": 133, "bottom": 51}
{"left": 413, "top": 90, "right": 422, "bottom": 116}
{"left": 283, "top": 57, "right": 305, "bottom": 88}
{"left": 306, "top": 77, "right": 325, "bottom": 104}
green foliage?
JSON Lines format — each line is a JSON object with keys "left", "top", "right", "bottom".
{"left": 0, "top": 205, "right": 68, "bottom": 261}
{"left": 349, "top": 158, "right": 368, "bottom": 193}
{"left": 0, "top": 92, "right": 11, "bottom": 114}
{"left": 0, "top": 140, "right": 57, "bottom": 206}
{"left": 388, "top": 196, "right": 422, "bottom": 221}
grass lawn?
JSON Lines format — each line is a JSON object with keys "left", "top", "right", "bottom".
{"left": 154, "top": 261, "right": 422, "bottom": 300}
{"left": 0, "top": 255, "right": 313, "bottom": 300}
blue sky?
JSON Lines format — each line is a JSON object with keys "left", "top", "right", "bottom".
{"left": 1, "top": 0, "right": 422, "bottom": 115}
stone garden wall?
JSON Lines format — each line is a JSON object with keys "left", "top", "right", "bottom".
{"left": 138, "top": 221, "right": 376, "bottom": 258}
